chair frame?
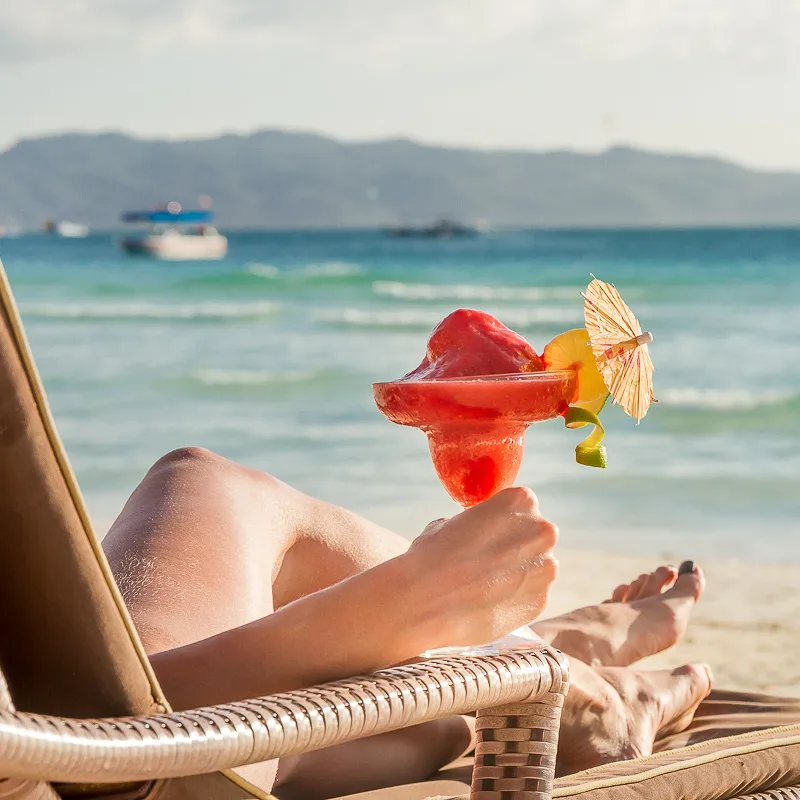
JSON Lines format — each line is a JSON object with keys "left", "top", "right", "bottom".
{"left": 0, "top": 648, "right": 569, "bottom": 799}
{"left": 0, "top": 255, "right": 567, "bottom": 800}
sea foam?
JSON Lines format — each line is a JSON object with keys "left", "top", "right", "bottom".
{"left": 20, "top": 300, "right": 279, "bottom": 321}
{"left": 317, "top": 305, "right": 581, "bottom": 329}
{"left": 659, "top": 387, "right": 798, "bottom": 411}
{"left": 244, "top": 262, "right": 281, "bottom": 278}
{"left": 243, "top": 260, "right": 364, "bottom": 282}
{"left": 372, "top": 280, "right": 581, "bottom": 302}
{"left": 190, "top": 369, "right": 319, "bottom": 387}
{"left": 302, "top": 261, "right": 364, "bottom": 277}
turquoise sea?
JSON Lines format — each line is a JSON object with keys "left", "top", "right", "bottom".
{"left": 2, "top": 229, "right": 799, "bottom": 562}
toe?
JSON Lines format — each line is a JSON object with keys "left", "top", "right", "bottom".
{"left": 664, "top": 563, "right": 705, "bottom": 602}
{"left": 624, "top": 574, "right": 650, "bottom": 602}
{"left": 640, "top": 565, "right": 678, "bottom": 598}
{"left": 606, "top": 582, "right": 631, "bottom": 603}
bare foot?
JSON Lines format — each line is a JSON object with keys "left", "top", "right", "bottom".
{"left": 535, "top": 561, "right": 705, "bottom": 667}
{"left": 556, "top": 657, "right": 713, "bottom": 775}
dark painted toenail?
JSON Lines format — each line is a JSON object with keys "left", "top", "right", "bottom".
{"left": 678, "top": 560, "right": 696, "bottom": 575}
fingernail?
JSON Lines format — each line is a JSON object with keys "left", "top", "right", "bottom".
{"left": 678, "top": 560, "right": 696, "bottom": 575}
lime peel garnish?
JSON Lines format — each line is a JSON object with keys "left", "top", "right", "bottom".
{"left": 564, "top": 406, "right": 607, "bottom": 469}
{"left": 575, "top": 443, "right": 607, "bottom": 469}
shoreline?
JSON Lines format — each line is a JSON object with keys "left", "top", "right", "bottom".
{"left": 545, "top": 548, "right": 800, "bottom": 697}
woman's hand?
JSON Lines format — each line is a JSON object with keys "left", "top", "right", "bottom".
{"left": 400, "top": 486, "right": 559, "bottom": 650}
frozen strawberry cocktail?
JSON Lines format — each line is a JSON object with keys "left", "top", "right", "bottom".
{"left": 373, "top": 279, "right": 649, "bottom": 510}
{"left": 373, "top": 309, "right": 579, "bottom": 507}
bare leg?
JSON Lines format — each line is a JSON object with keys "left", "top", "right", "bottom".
{"left": 104, "top": 448, "right": 708, "bottom": 797}
{"left": 104, "top": 447, "right": 469, "bottom": 797}
{"left": 556, "top": 659, "right": 711, "bottom": 775}
{"left": 104, "top": 447, "right": 413, "bottom": 652}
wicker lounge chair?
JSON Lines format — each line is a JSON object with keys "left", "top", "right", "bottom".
{"left": 0, "top": 257, "right": 798, "bottom": 800}
{"left": 0, "top": 256, "right": 568, "bottom": 799}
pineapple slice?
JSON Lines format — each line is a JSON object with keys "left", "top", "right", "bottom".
{"left": 543, "top": 328, "right": 609, "bottom": 416}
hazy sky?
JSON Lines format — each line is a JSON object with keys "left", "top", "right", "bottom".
{"left": 2, "top": 0, "right": 800, "bottom": 169}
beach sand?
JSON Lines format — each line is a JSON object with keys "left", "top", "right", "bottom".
{"left": 545, "top": 548, "right": 800, "bottom": 697}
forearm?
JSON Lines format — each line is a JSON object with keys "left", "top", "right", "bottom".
{"left": 150, "top": 554, "right": 436, "bottom": 710}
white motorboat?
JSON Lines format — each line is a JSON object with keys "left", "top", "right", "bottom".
{"left": 119, "top": 204, "right": 228, "bottom": 261}
{"left": 44, "top": 220, "right": 90, "bottom": 238}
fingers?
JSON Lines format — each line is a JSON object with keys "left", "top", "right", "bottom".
{"left": 411, "top": 486, "right": 560, "bottom": 645}
{"left": 535, "top": 519, "right": 559, "bottom": 552}
{"left": 488, "top": 485, "right": 540, "bottom": 514}
{"left": 481, "top": 486, "right": 557, "bottom": 547}
{"left": 455, "top": 486, "right": 557, "bottom": 558}
{"left": 520, "top": 551, "right": 560, "bottom": 622}
{"left": 535, "top": 552, "right": 560, "bottom": 584}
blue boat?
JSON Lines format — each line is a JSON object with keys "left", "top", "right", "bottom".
{"left": 120, "top": 202, "right": 228, "bottom": 260}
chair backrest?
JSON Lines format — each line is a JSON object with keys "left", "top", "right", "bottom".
{"left": 0, "top": 259, "right": 165, "bottom": 718}
{"left": 0, "top": 259, "right": 272, "bottom": 799}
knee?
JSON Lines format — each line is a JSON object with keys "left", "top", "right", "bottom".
{"left": 150, "top": 445, "right": 227, "bottom": 473}
{"left": 157, "top": 445, "right": 222, "bottom": 466}
{"left": 147, "top": 446, "right": 285, "bottom": 495}
{"left": 146, "top": 447, "right": 249, "bottom": 489}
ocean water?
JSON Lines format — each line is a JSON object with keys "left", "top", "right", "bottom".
{"left": 2, "top": 228, "right": 799, "bottom": 563}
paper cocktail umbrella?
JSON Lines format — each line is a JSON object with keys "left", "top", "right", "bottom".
{"left": 582, "top": 276, "right": 655, "bottom": 423}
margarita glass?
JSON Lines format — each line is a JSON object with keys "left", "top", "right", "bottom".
{"left": 373, "top": 369, "right": 577, "bottom": 507}
{"left": 373, "top": 368, "right": 578, "bottom": 654}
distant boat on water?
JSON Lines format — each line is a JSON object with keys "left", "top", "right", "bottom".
{"left": 384, "top": 218, "right": 479, "bottom": 239}
{"left": 119, "top": 202, "right": 228, "bottom": 260}
{"left": 43, "top": 219, "right": 90, "bottom": 238}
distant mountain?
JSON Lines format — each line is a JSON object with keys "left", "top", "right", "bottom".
{"left": 2, "top": 130, "right": 800, "bottom": 230}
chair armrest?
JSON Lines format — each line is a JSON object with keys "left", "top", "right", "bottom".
{"left": 0, "top": 647, "right": 568, "bottom": 787}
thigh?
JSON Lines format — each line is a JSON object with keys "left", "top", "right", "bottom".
{"left": 271, "top": 491, "right": 410, "bottom": 609}
{"left": 104, "top": 447, "right": 418, "bottom": 794}
{"left": 105, "top": 446, "right": 411, "bottom": 650}
{"left": 104, "top": 447, "right": 288, "bottom": 653}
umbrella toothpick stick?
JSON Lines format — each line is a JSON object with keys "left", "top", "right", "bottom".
{"left": 600, "top": 331, "right": 654, "bottom": 362}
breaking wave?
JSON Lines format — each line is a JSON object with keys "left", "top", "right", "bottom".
{"left": 20, "top": 300, "right": 279, "bottom": 321}
{"left": 659, "top": 387, "right": 799, "bottom": 411}
{"left": 316, "top": 306, "right": 581, "bottom": 330}
{"left": 244, "top": 260, "right": 365, "bottom": 281}
{"left": 372, "top": 280, "right": 581, "bottom": 302}
{"left": 189, "top": 369, "right": 321, "bottom": 387}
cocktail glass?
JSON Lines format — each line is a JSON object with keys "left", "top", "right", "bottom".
{"left": 373, "top": 370, "right": 577, "bottom": 507}
{"left": 372, "top": 369, "right": 578, "bottom": 654}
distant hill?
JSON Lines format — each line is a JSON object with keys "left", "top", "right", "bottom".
{"left": 2, "top": 130, "right": 800, "bottom": 230}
